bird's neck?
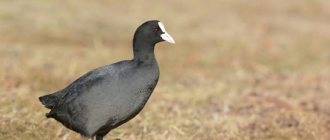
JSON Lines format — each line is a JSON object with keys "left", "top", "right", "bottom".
{"left": 133, "top": 40, "right": 157, "bottom": 64}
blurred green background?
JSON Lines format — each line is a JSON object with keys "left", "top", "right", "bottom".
{"left": 0, "top": 0, "right": 330, "bottom": 140}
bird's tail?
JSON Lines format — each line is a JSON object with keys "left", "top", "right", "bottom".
{"left": 39, "top": 94, "right": 59, "bottom": 109}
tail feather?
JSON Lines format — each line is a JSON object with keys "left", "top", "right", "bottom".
{"left": 39, "top": 95, "right": 59, "bottom": 109}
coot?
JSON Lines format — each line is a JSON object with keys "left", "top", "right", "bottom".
{"left": 39, "top": 20, "right": 175, "bottom": 140}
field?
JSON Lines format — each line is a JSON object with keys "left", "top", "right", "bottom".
{"left": 1, "top": 0, "right": 330, "bottom": 139}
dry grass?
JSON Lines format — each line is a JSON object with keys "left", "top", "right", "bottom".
{"left": 1, "top": 0, "right": 330, "bottom": 139}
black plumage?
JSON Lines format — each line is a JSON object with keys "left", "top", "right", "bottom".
{"left": 39, "top": 20, "right": 175, "bottom": 140}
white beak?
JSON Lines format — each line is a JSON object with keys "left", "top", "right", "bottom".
{"left": 158, "top": 22, "right": 175, "bottom": 44}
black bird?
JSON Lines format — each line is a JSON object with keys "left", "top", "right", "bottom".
{"left": 39, "top": 20, "right": 175, "bottom": 140}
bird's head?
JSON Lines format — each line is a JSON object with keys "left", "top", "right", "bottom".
{"left": 134, "top": 20, "right": 175, "bottom": 45}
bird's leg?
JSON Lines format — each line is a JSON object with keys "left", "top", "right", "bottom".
{"left": 96, "top": 135, "right": 103, "bottom": 140}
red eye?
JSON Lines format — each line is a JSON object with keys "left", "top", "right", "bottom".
{"left": 152, "top": 26, "right": 159, "bottom": 32}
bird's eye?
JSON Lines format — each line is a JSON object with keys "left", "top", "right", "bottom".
{"left": 152, "top": 26, "right": 160, "bottom": 32}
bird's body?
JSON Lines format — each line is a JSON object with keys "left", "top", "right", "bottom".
{"left": 43, "top": 60, "right": 159, "bottom": 137}
{"left": 39, "top": 20, "right": 175, "bottom": 140}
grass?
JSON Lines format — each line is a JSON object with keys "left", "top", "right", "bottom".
{"left": 1, "top": 0, "right": 330, "bottom": 139}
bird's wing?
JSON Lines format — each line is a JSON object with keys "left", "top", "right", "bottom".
{"left": 58, "top": 60, "right": 131, "bottom": 104}
{"left": 39, "top": 68, "right": 108, "bottom": 109}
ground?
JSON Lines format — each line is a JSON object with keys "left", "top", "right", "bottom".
{"left": 0, "top": 0, "right": 330, "bottom": 140}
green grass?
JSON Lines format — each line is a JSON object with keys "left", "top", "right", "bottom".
{"left": 1, "top": 0, "right": 330, "bottom": 139}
